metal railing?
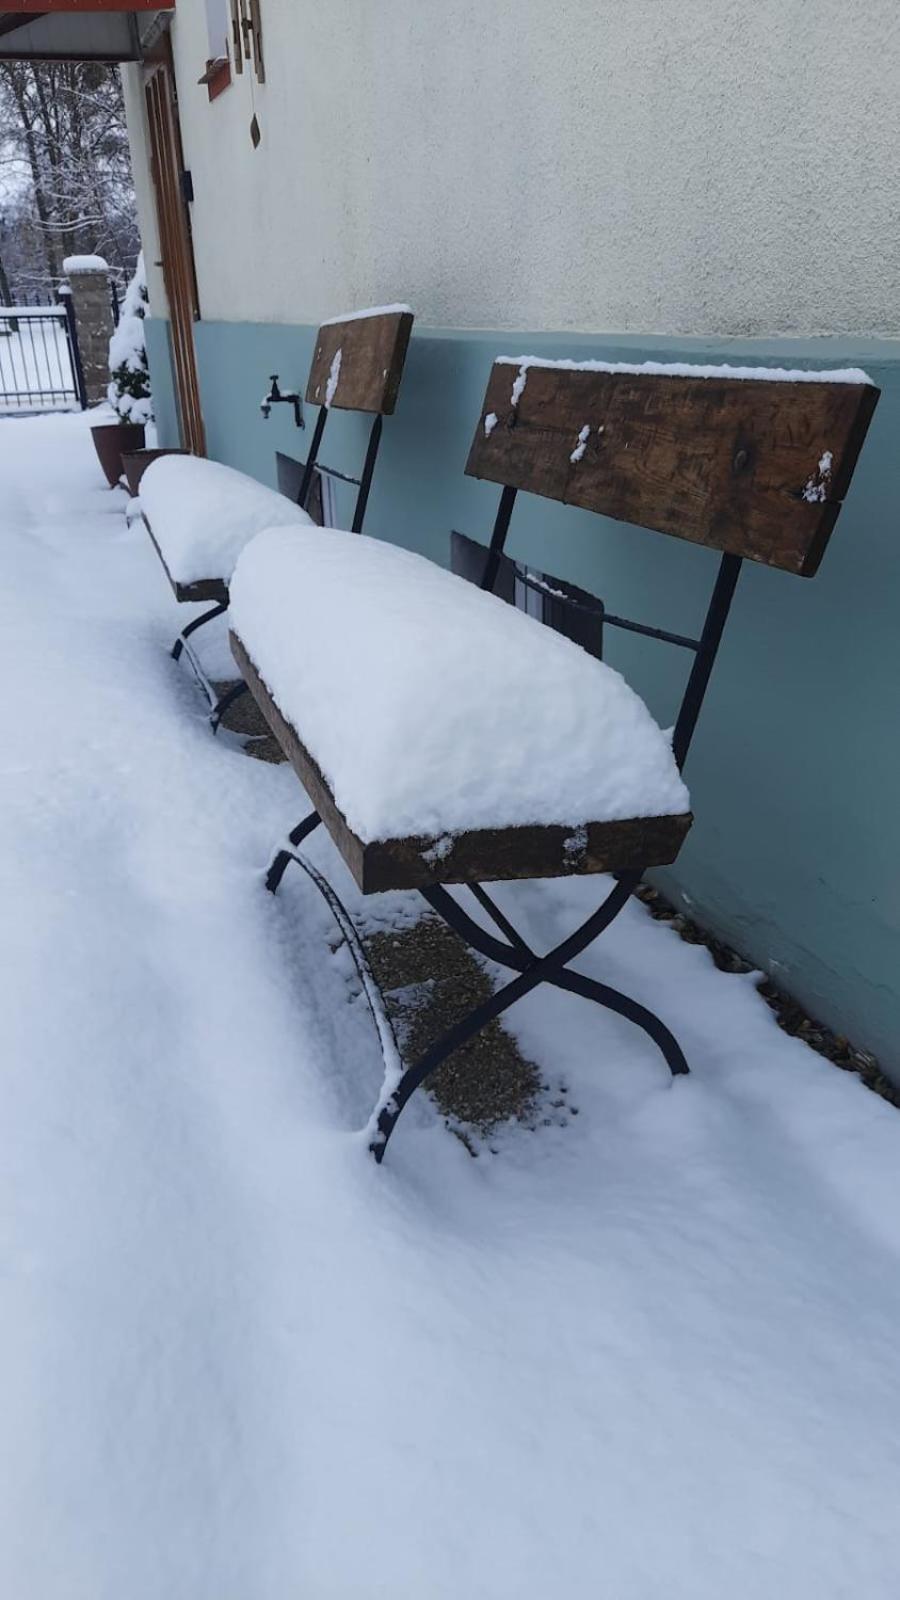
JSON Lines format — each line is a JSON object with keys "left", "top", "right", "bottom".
{"left": 0, "top": 294, "right": 86, "bottom": 412}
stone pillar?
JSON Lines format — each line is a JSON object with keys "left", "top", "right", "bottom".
{"left": 62, "top": 256, "right": 114, "bottom": 405}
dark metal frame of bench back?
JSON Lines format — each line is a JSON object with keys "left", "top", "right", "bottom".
{"left": 297, "top": 308, "right": 414, "bottom": 534}
{"left": 466, "top": 358, "right": 878, "bottom": 772}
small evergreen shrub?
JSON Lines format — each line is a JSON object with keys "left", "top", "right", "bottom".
{"left": 107, "top": 253, "right": 153, "bottom": 426}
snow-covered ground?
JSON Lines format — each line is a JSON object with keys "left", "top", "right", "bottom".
{"left": 2, "top": 412, "right": 900, "bottom": 1599}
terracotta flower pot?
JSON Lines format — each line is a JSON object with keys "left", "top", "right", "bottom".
{"left": 120, "top": 446, "right": 188, "bottom": 498}
{"left": 91, "top": 422, "right": 146, "bottom": 489}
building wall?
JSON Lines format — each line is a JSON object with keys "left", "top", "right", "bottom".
{"left": 130, "top": 1, "right": 900, "bottom": 1074}
{"left": 120, "top": 61, "right": 164, "bottom": 311}
{"left": 130, "top": 0, "right": 900, "bottom": 338}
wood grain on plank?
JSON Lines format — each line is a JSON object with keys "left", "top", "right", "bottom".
{"left": 466, "top": 363, "right": 879, "bottom": 576}
{"left": 306, "top": 309, "right": 414, "bottom": 416}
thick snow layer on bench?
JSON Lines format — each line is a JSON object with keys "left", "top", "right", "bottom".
{"left": 230, "top": 528, "right": 690, "bottom": 842}
{"left": 140, "top": 455, "right": 313, "bottom": 587}
{"left": 497, "top": 355, "right": 873, "bottom": 386}
{"left": 320, "top": 303, "right": 413, "bottom": 326}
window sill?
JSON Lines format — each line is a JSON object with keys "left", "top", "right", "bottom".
{"left": 198, "top": 57, "right": 232, "bottom": 102}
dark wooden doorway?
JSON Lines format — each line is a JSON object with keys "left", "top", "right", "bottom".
{"left": 144, "top": 56, "right": 206, "bottom": 456}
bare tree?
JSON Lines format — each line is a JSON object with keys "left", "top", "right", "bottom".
{"left": 0, "top": 242, "right": 12, "bottom": 305}
{"left": 0, "top": 60, "right": 139, "bottom": 301}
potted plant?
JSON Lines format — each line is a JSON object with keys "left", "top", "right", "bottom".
{"left": 120, "top": 447, "right": 188, "bottom": 498}
{"left": 91, "top": 253, "right": 152, "bottom": 487}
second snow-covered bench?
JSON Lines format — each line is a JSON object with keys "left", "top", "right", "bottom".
{"left": 229, "top": 354, "right": 878, "bottom": 1161}
{"left": 141, "top": 453, "right": 312, "bottom": 610}
{"left": 141, "top": 304, "right": 414, "bottom": 725}
{"left": 139, "top": 453, "right": 312, "bottom": 714}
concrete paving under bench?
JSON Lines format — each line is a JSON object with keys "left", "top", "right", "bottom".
{"left": 213, "top": 677, "right": 284, "bottom": 763}
{"left": 364, "top": 915, "right": 557, "bottom": 1142}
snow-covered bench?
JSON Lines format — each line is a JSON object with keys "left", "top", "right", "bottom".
{"left": 230, "top": 528, "right": 691, "bottom": 881}
{"left": 139, "top": 453, "right": 313, "bottom": 713}
{"left": 229, "top": 355, "right": 879, "bottom": 1161}
{"left": 140, "top": 304, "right": 414, "bottom": 717}
{"left": 142, "top": 454, "right": 313, "bottom": 608}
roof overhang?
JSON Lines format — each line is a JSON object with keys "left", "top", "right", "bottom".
{"left": 0, "top": 2, "right": 172, "bottom": 62}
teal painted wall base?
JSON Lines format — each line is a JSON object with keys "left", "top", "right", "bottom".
{"left": 145, "top": 318, "right": 180, "bottom": 455}
{"left": 145, "top": 316, "right": 900, "bottom": 1079}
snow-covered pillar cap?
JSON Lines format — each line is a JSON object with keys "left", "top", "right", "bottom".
{"left": 62, "top": 255, "right": 109, "bottom": 275}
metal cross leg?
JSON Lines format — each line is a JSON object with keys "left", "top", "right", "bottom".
{"left": 369, "top": 874, "right": 688, "bottom": 1162}
{"left": 265, "top": 814, "right": 687, "bottom": 1165}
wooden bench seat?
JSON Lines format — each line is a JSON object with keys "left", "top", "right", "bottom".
{"left": 228, "top": 525, "right": 692, "bottom": 893}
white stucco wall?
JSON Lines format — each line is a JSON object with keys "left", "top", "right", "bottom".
{"left": 133, "top": 0, "right": 899, "bottom": 337}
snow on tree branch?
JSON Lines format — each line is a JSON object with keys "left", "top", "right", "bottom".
{"left": 108, "top": 253, "right": 153, "bottom": 427}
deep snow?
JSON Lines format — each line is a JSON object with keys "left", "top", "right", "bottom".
{"left": 2, "top": 413, "right": 900, "bottom": 1600}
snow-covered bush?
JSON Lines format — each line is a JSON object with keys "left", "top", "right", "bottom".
{"left": 107, "top": 253, "right": 153, "bottom": 426}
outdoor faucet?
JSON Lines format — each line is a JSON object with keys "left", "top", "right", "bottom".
{"left": 260, "top": 374, "right": 304, "bottom": 428}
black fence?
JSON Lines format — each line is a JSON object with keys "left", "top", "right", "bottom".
{"left": 0, "top": 296, "right": 87, "bottom": 412}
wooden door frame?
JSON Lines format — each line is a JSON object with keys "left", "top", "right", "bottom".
{"left": 143, "top": 41, "right": 206, "bottom": 455}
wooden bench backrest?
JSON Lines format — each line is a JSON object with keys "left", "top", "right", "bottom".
{"left": 306, "top": 306, "right": 414, "bottom": 416}
{"left": 465, "top": 359, "right": 879, "bottom": 576}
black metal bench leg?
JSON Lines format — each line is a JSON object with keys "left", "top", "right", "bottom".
{"left": 448, "top": 881, "right": 687, "bottom": 1078}
{"left": 210, "top": 679, "right": 249, "bottom": 733}
{"left": 171, "top": 599, "right": 227, "bottom": 661}
{"left": 265, "top": 812, "right": 323, "bottom": 893}
{"left": 550, "top": 966, "right": 689, "bottom": 1078}
{"left": 369, "top": 874, "right": 688, "bottom": 1162}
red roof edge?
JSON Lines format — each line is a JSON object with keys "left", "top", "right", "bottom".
{"left": 5, "top": 2, "right": 170, "bottom": 13}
